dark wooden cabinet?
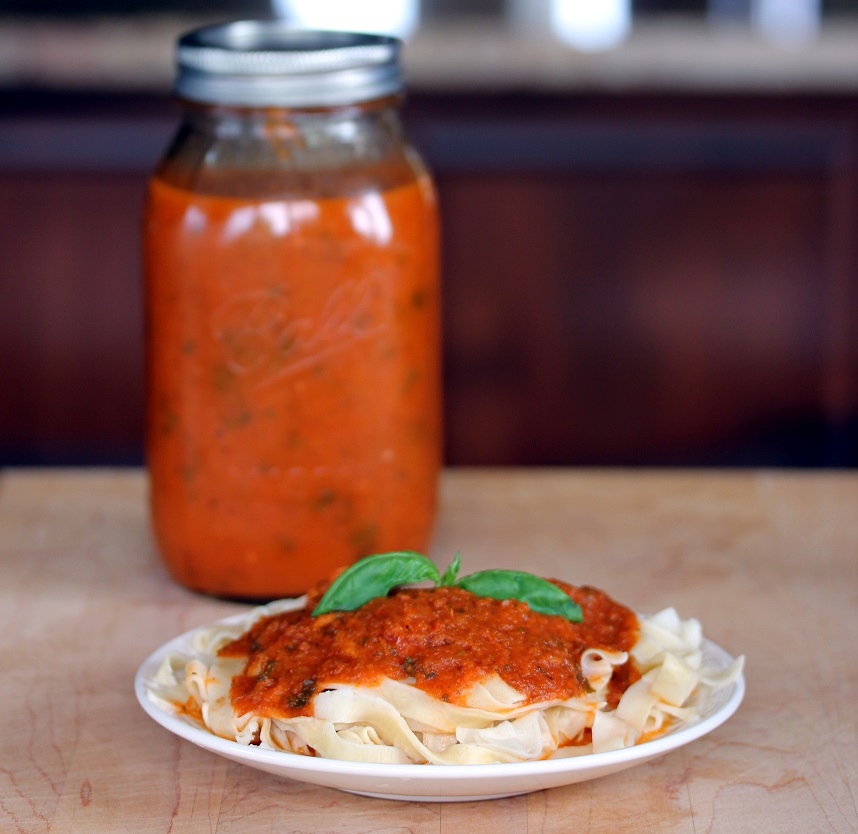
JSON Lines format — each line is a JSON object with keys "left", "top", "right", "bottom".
{"left": 2, "top": 92, "right": 857, "bottom": 466}
{"left": 1, "top": 169, "right": 146, "bottom": 463}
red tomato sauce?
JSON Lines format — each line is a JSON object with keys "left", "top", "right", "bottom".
{"left": 220, "top": 583, "right": 639, "bottom": 718}
{"left": 144, "top": 172, "right": 440, "bottom": 598}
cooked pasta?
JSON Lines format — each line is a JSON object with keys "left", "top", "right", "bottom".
{"left": 146, "top": 576, "right": 743, "bottom": 765}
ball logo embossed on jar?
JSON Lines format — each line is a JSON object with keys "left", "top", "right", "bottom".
{"left": 210, "top": 275, "right": 389, "bottom": 385}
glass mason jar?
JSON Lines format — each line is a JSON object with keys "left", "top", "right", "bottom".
{"left": 144, "top": 23, "right": 441, "bottom": 599}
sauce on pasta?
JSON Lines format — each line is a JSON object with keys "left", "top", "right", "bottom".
{"left": 220, "top": 582, "right": 639, "bottom": 718}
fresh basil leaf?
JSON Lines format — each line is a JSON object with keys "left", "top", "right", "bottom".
{"left": 312, "top": 551, "right": 441, "bottom": 616}
{"left": 439, "top": 551, "right": 461, "bottom": 586}
{"left": 455, "top": 569, "right": 583, "bottom": 622}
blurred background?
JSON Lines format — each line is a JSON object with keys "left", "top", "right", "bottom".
{"left": 2, "top": 0, "right": 858, "bottom": 468}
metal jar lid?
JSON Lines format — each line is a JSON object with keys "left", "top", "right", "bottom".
{"left": 175, "top": 21, "right": 404, "bottom": 108}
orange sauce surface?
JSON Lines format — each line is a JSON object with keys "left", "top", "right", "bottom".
{"left": 144, "top": 173, "right": 440, "bottom": 598}
{"left": 220, "top": 582, "right": 639, "bottom": 718}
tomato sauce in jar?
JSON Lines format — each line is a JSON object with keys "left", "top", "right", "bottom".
{"left": 144, "top": 24, "right": 441, "bottom": 598}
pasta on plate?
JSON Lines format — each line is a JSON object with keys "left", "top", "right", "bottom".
{"left": 146, "top": 557, "right": 743, "bottom": 766}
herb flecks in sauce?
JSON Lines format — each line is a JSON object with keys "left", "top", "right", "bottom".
{"left": 221, "top": 582, "right": 637, "bottom": 718}
{"left": 145, "top": 175, "right": 440, "bottom": 598}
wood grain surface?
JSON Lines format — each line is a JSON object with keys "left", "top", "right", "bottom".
{"left": 1, "top": 468, "right": 856, "bottom": 833}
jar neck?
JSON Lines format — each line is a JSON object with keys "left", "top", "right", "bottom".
{"left": 178, "top": 95, "right": 404, "bottom": 138}
{"left": 158, "top": 93, "right": 418, "bottom": 198}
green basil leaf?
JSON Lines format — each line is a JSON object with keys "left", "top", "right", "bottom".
{"left": 312, "top": 551, "right": 441, "bottom": 616}
{"left": 455, "top": 569, "right": 583, "bottom": 622}
{"left": 439, "top": 551, "right": 461, "bottom": 586}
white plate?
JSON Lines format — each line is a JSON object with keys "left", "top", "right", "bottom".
{"left": 134, "top": 606, "right": 745, "bottom": 802}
